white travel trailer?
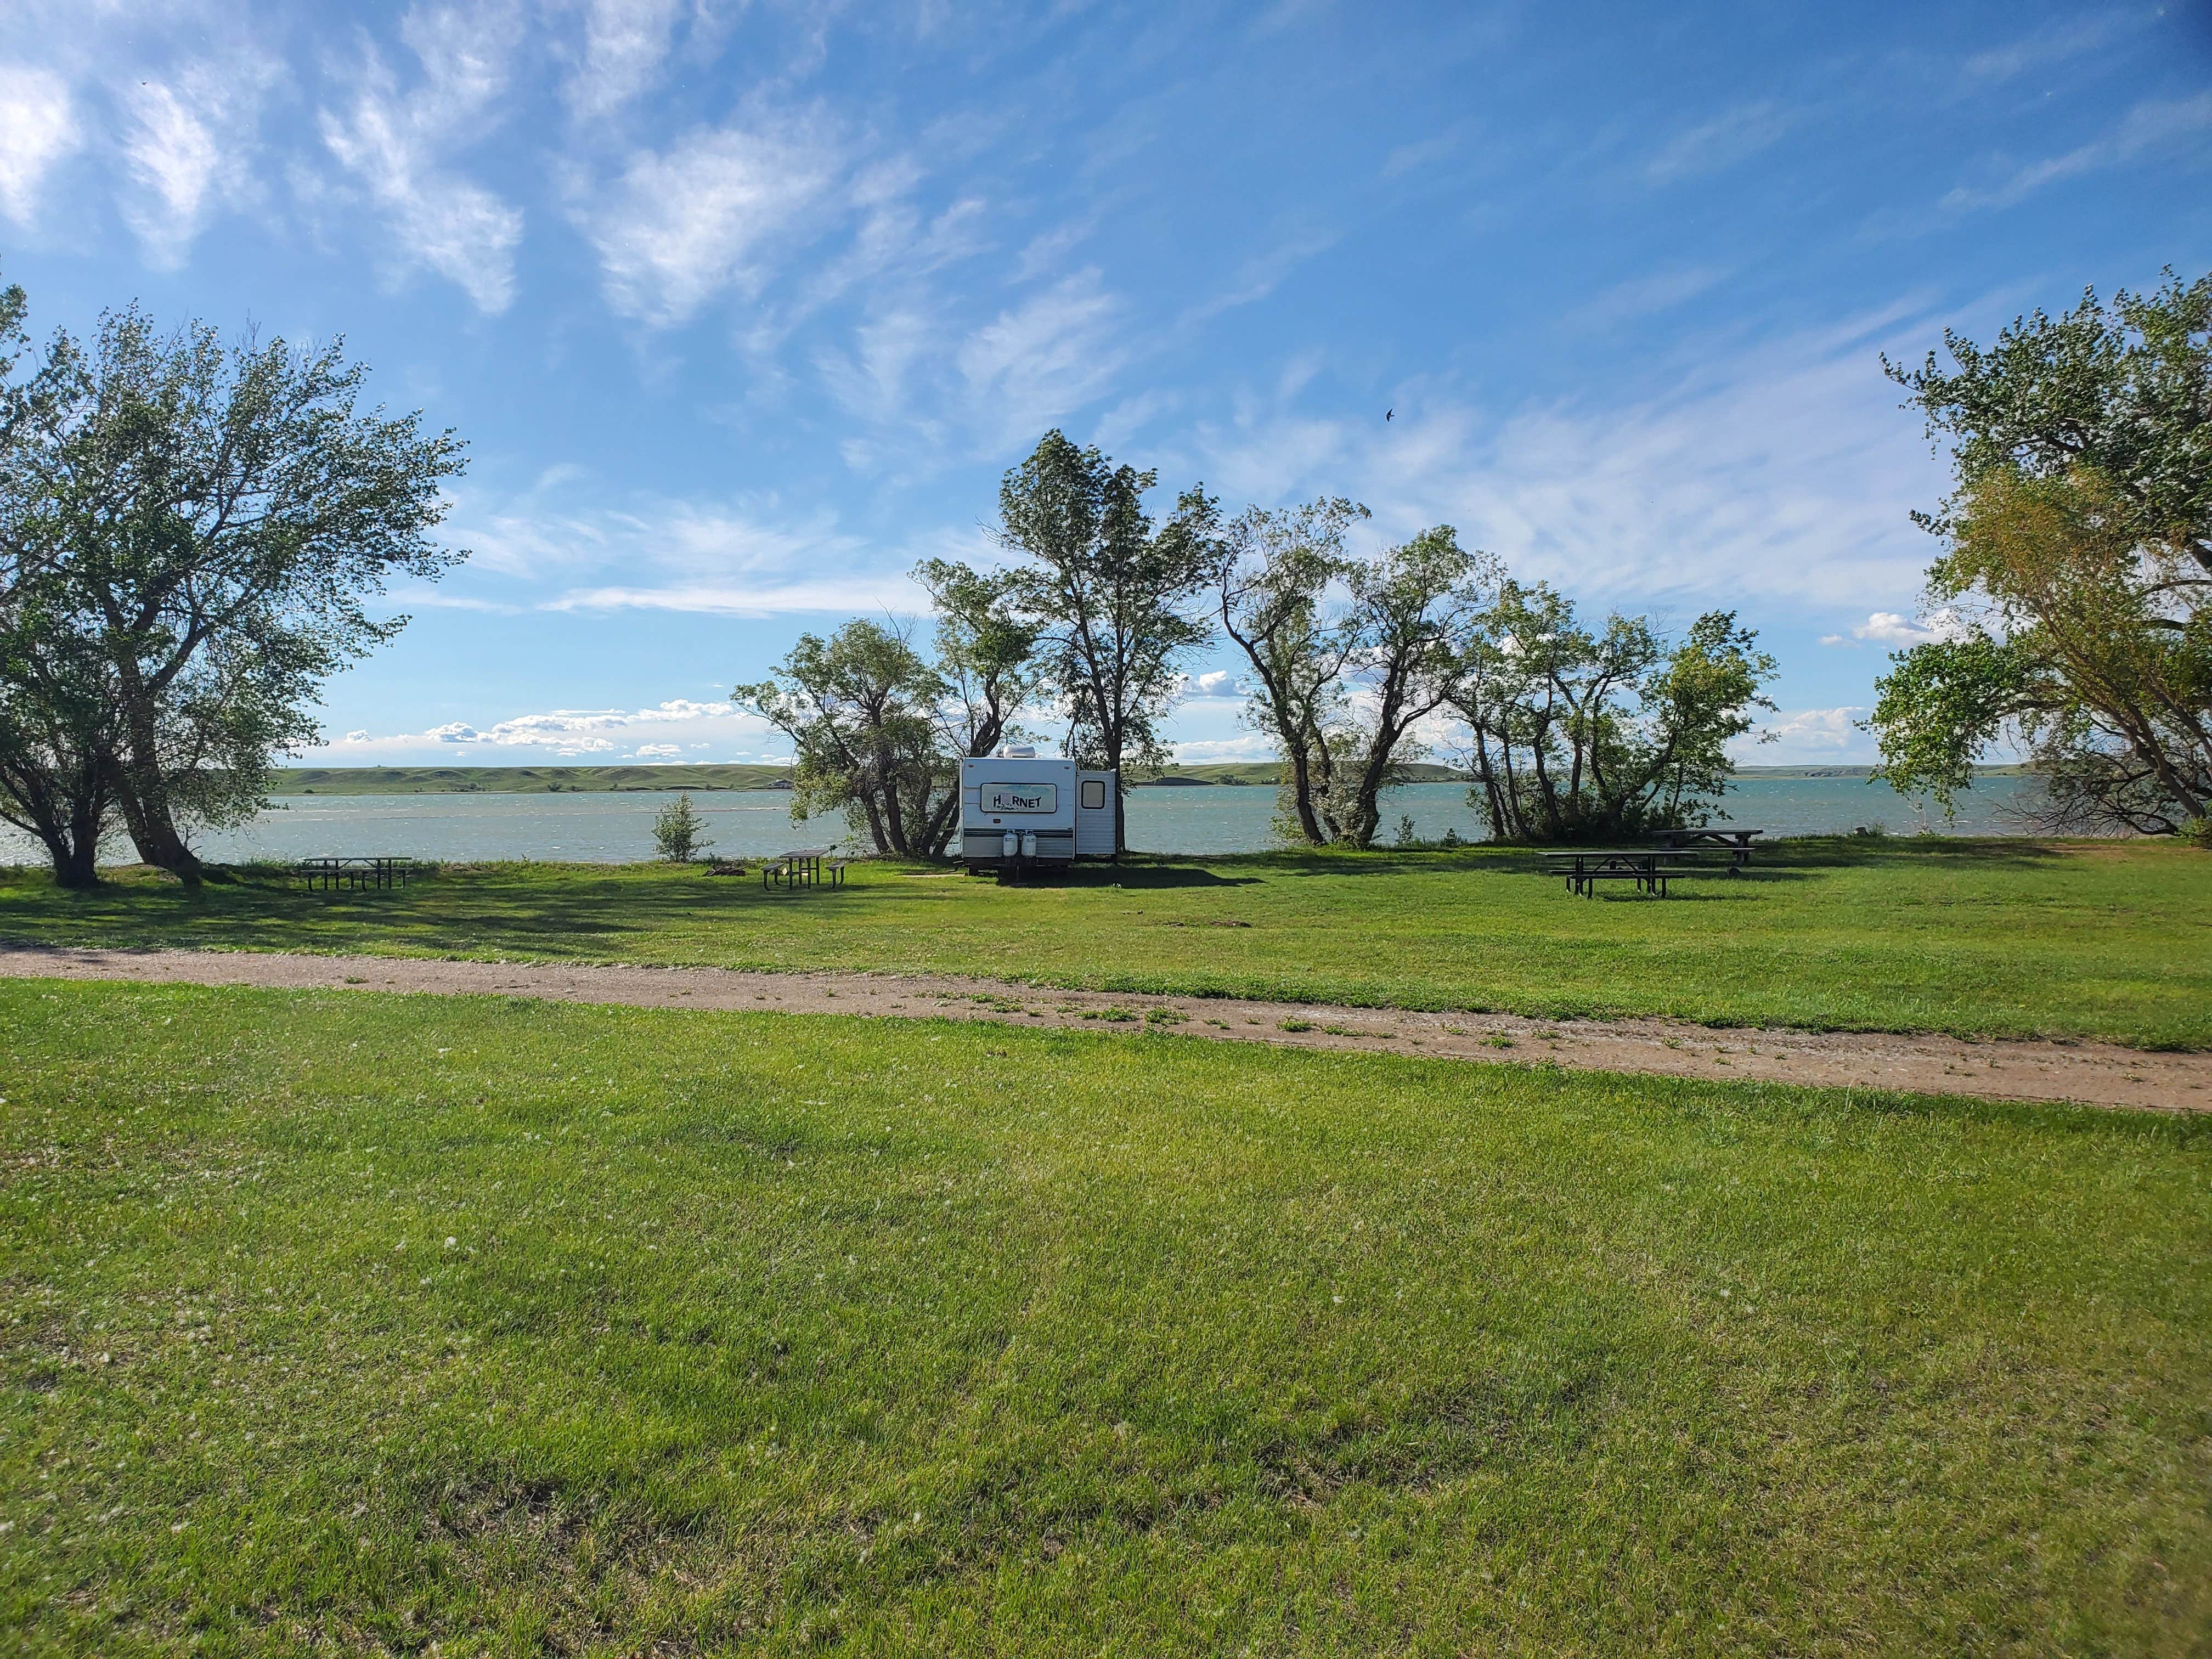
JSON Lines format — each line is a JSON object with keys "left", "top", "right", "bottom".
{"left": 960, "top": 749, "right": 1119, "bottom": 876}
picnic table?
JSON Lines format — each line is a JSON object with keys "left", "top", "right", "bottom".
{"left": 1538, "top": 848, "right": 1696, "bottom": 898}
{"left": 297, "top": 855, "right": 414, "bottom": 893}
{"left": 763, "top": 848, "right": 848, "bottom": 891}
{"left": 1654, "top": 827, "right": 1764, "bottom": 869}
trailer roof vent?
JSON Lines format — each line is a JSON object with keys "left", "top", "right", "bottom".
{"left": 998, "top": 744, "right": 1037, "bottom": 758}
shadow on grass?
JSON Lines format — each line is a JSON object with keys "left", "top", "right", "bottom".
{"left": 1001, "top": 864, "right": 1261, "bottom": 889}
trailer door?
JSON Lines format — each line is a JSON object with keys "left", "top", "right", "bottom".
{"left": 1076, "top": 772, "right": 1117, "bottom": 856}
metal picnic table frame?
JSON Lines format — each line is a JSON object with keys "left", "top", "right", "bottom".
{"left": 1652, "top": 827, "right": 1765, "bottom": 870}
{"left": 1538, "top": 847, "right": 1697, "bottom": 898}
{"left": 763, "top": 848, "right": 838, "bottom": 891}
{"left": 297, "top": 855, "right": 415, "bottom": 893}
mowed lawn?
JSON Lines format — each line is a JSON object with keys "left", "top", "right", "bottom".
{"left": 1, "top": 837, "right": 2208, "bottom": 1046}
{"left": 3, "top": 981, "right": 2208, "bottom": 1655}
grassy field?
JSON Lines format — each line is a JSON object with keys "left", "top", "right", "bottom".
{"left": 2, "top": 980, "right": 2206, "bottom": 1654}
{"left": 1, "top": 838, "right": 2204, "bottom": 1046}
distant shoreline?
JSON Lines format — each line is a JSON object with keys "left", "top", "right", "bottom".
{"left": 266, "top": 761, "right": 2032, "bottom": 797}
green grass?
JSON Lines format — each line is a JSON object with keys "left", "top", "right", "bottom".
{"left": 2, "top": 838, "right": 2207, "bottom": 1046}
{"left": 3, "top": 981, "right": 2208, "bottom": 1654}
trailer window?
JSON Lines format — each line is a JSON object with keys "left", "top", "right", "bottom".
{"left": 1080, "top": 779, "right": 1106, "bottom": 810}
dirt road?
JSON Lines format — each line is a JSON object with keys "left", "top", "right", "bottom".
{"left": 1, "top": 943, "right": 2202, "bottom": 1112}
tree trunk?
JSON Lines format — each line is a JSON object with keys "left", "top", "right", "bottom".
{"left": 1283, "top": 743, "right": 1326, "bottom": 845}
{"left": 111, "top": 701, "right": 206, "bottom": 882}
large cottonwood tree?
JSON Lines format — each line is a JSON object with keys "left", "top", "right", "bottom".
{"left": 996, "top": 431, "right": 1218, "bottom": 854}
{"left": 1874, "top": 272, "right": 2212, "bottom": 833}
{"left": 0, "top": 292, "right": 467, "bottom": 882}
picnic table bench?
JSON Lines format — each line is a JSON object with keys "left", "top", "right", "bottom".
{"left": 1539, "top": 848, "right": 1695, "bottom": 898}
{"left": 763, "top": 848, "right": 849, "bottom": 891}
{"left": 1654, "top": 827, "right": 1765, "bottom": 869}
{"left": 297, "top": 855, "right": 414, "bottom": 893}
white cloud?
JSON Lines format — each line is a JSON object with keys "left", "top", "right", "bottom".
{"left": 1161, "top": 303, "right": 1946, "bottom": 609}
{"left": 314, "top": 698, "right": 788, "bottom": 763}
{"left": 1942, "top": 91, "right": 2212, "bottom": 213}
{"left": 1012, "top": 216, "right": 1097, "bottom": 283}
{"left": 1645, "top": 100, "right": 1801, "bottom": 183}
{"left": 1381, "top": 129, "right": 1459, "bottom": 179}
{"left": 564, "top": 0, "right": 683, "bottom": 121}
{"left": 441, "top": 482, "right": 930, "bottom": 616}
{"left": 1188, "top": 669, "right": 1238, "bottom": 697}
{"left": 1849, "top": 608, "right": 1968, "bottom": 646}
{"left": 1569, "top": 264, "right": 1734, "bottom": 330}
{"left": 546, "top": 575, "right": 924, "bottom": 616}
{"left": 1092, "top": 389, "right": 1179, "bottom": 452}
{"left": 120, "top": 55, "right": 281, "bottom": 267}
{"left": 957, "top": 268, "right": 1129, "bottom": 450}
{"left": 1182, "top": 231, "right": 1339, "bottom": 325}
{"left": 1746, "top": 706, "right": 1872, "bottom": 763}
{"left": 816, "top": 306, "right": 940, "bottom": 427}
{"left": 0, "top": 63, "right": 80, "bottom": 227}
{"left": 582, "top": 114, "right": 845, "bottom": 326}
{"left": 1962, "top": 14, "right": 2137, "bottom": 83}
{"left": 318, "top": 3, "right": 527, "bottom": 313}
{"left": 1171, "top": 733, "right": 1279, "bottom": 762}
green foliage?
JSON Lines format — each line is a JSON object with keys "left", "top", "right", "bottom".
{"left": 5, "top": 981, "right": 2209, "bottom": 1652}
{"left": 997, "top": 431, "right": 1219, "bottom": 845}
{"left": 0, "top": 275, "right": 466, "bottom": 883}
{"left": 1869, "top": 633, "right": 2036, "bottom": 812}
{"left": 1215, "top": 496, "right": 1369, "bottom": 845}
{"left": 650, "top": 792, "right": 713, "bottom": 862}
{"left": 1455, "top": 585, "right": 1776, "bottom": 842}
{"left": 1217, "top": 503, "right": 1489, "bottom": 848}
{"left": 736, "top": 621, "right": 948, "bottom": 856}
{"left": 914, "top": 557, "right": 1043, "bottom": 769}
{"left": 1878, "top": 272, "right": 2212, "bottom": 831}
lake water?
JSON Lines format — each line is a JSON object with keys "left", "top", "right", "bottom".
{"left": 0, "top": 774, "right": 2067, "bottom": 866}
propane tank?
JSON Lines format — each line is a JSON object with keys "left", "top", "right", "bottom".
{"left": 1021, "top": 830, "right": 1038, "bottom": 859}
{"left": 1001, "top": 830, "right": 1018, "bottom": 859}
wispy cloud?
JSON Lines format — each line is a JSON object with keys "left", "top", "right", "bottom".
{"left": 120, "top": 54, "right": 282, "bottom": 267}
{"left": 1161, "top": 303, "right": 1946, "bottom": 610}
{"left": 444, "top": 483, "right": 926, "bottom": 616}
{"left": 580, "top": 111, "right": 846, "bottom": 326}
{"left": 1645, "top": 99, "right": 1802, "bottom": 183}
{"left": 318, "top": 3, "right": 527, "bottom": 313}
{"left": 1939, "top": 91, "right": 2212, "bottom": 212}
{"left": 957, "top": 268, "right": 1130, "bottom": 450}
{"left": 320, "top": 697, "right": 785, "bottom": 760}
{"left": 1012, "top": 215, "right": 1098, "bottom": 283}
{"left": 1568, "top": 264, "right": 1734, "bottom": 330}
{"left": 0, "top": 63, "right": 80, "bottom": 228}
{"left": 563, "top": 0, "right": 684, "bottom": 121}
{"left": 1963, "top": 13, "right": 2139, "bottom": 83}
{"left": 1381, "top": 128, "right": 1459, "bottom": 179}
{"left": 1182, "top": 230, "right": 1339, "bottom": 326}
{"left": 545, "top": 575, "right": 926, "bottom": 616}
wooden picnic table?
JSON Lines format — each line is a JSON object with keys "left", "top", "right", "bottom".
{"left": 1654, "top": 827, "right": 1764, "bottom": 869}
{"left": 1538, "top": 847, "right": 1696, "bottom": 899}
{"left": 297, "top": 855, "right": 414, "bottom": 893}
{"left": 763, "top": 848, "right": 842, "bottom": 891}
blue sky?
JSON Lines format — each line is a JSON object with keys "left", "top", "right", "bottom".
{"left": 2, "top": 1, "right": 2207, "bottom": 768}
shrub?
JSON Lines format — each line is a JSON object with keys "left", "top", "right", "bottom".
{"left": 652, "top": 793, "right": 713, "bottom": 862}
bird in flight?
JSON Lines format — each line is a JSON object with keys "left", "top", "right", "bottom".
{"left": 1385, "top": 408, "right": 1393, "bottom": 421}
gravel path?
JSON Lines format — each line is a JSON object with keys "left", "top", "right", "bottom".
{"left": 2, "top": 943, "right": 2203, "bottom": 1113}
